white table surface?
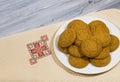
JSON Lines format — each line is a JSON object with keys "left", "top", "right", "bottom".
{"left": 0, "top": 0, "right": 120, "bottom": 37}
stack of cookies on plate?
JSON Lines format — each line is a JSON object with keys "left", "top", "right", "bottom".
{"left": 58, "top": 19, "right": 119, "bottom": 68}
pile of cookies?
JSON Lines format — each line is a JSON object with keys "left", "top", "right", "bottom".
{"left": 58, "top": 19, "right": 119, "bottom": 68}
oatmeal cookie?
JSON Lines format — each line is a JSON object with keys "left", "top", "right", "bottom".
{"left": 89, "top": 20, "right": 110, "bottom": 33}
{"left": 67, "top": 19, "right": 92, "bottom": 45}
{"left": 58, "top": 28, "right": 76, "bottom": 47}
{"left": 80, "top": 39, "right": 102, "bottom": 58}
{"left": 67, "top": 19, "right": 88, "bottom": 31}
{"left": 90, "top": 55, "right": 111, "bottom": 67}
{"left": 109, "top": 35, "right": 119, "bottom": 52}
{"left": 89, "top": 20, "right": 111, "bottom": 47}
{"left": 69, "top": 55, "right": 89, "bottom": 68}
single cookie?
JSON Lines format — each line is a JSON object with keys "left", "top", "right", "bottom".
{"left": 90, "top": 55, "right": 111, "bottom": 67}
{"left": 95, "top": 47, "right": 110, "bottom": 59}
{"left": 58, "top": 28, "right": 76, "bottom": 47}
{"left": 89, "top": 20, "right": 111, "bottom": 47}
{"left": 94, "top": 33, "right": 111, "bottom": 47}
{"left": 68, "top": 45, "right": 83, "bottom": 57}
{"left": 76, "top": 28, "right": 92, "bottom": 41}
{"left": 80, "top": 39, "right": 102, "bottom": 58}
{"left": 89, "top": 20, "right": 110, "bottom": 33}
{"left": 67, "top": 19, "right": 92, "bottom": 44}
{"left": 67, "top": 20, "right": 88, "bottom": 31}
{"left": 109, "top": 35, "right": 119, "bottom": 52}
{"left": 69, "top": 55, "right": 89, "bottom": 68}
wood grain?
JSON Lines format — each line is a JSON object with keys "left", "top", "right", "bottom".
{"left": 0, "top": 0, "right": 120, "bottom": 37}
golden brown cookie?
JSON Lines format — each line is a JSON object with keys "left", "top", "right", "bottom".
{"left": 67, "top": 20, "right": 88, "bottom": 31}
{"left": 69, "top": 55, "right": 89, "bottom": 68}
{"left": 76, "top": 28, "right": 92, "bottom": 41}
{"left": 58, "top": 44, "right": 68, "bottom": 54}
{"left": 109, "top": 35, "right": 119, "bottom": 52}
{"left": 68, "top": 45, "right": 83, "bottom": 57}
{"left": 94, "top": 33, "right": 111, "bottom": 47}
{"left": 58, "top": 28, "right": 76, "bottom": 47}
{"left": 89, "top": 20, "right": 111, "bottom": 47}
{"left": 90, "top": 55, "right": 111, "bottom": 67}
{"left": 80, "top": 39, "right": 102, "bottom": 58}
{"left": 89, "top": 20, "right": 110, "bottom": 33}
{"left": 67, "top": 19, "right": 92, "bottom": 45}
{"left": 95, "top": 47, "right": 110, "bottom": 59}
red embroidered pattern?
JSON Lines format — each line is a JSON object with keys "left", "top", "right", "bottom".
{"left": 27, "top": 35, "right": 51, "bottom": 65}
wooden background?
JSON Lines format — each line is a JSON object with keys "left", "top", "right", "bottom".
{"left": 0, "top": 0, "right": 120, "bottom": 37}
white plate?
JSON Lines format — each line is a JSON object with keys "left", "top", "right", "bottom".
{"left": 53, "top": 16, "right": 120, "bottom": 74}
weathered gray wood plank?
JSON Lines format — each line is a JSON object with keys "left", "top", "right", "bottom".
{"left": 0, "top": 0, "right": 120, "bottom": 37}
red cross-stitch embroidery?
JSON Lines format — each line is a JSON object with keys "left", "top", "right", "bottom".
{"left": 27, "top": 35, "right": 51, "bottom": 65}
{"left": 29, "top": 58, "right": 37, "bottom": 65}
{"left": 41, "top": 35, "right": 49, "bottom": 41}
